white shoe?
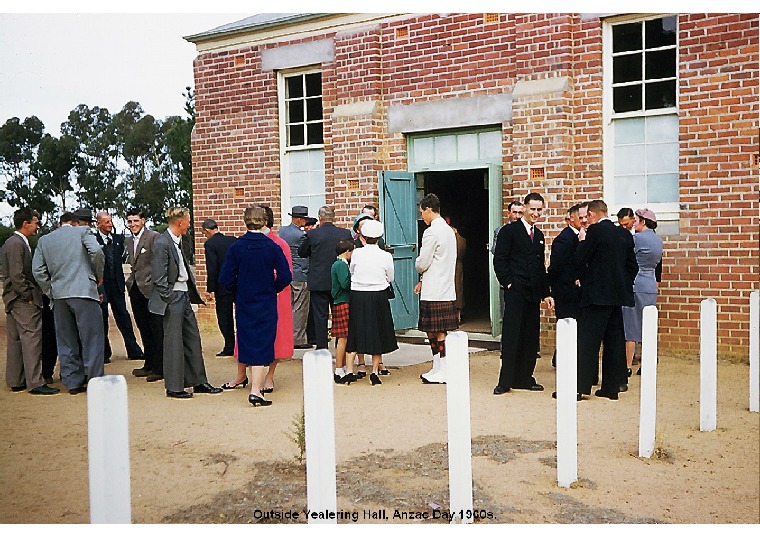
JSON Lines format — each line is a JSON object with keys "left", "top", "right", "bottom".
{"left": 422, "top": 357, "right": 447, "bottom": 384}
{"left": 420, "top": 355, "right": 439, "bottom": 381}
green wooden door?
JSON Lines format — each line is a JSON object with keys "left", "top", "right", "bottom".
{"left": 380, "top": 171, "right": 419, "bottom": 330}
{"left": 488, "top": 164, "right": 503, "bottom": 337}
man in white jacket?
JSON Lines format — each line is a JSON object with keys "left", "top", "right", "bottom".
{"left": 414, "top": 193, "right": 458, "bottom": 384}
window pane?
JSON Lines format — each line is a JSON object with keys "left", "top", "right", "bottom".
{"left": 646, "top": 142, "right": 679, "bottom": 173}
{"left": 645, "top": 49, "right": 676, "bottom": 80}
{"left": 645, "top": 80, "right": 677, "bottom": 110}
{"left": 288, "top": 99, "right": 304, "bottom": 123}
{"left": 414, "top": 137, "right": 435, "bottom": 164}
{"left": 478, "top": 130, "right": 502, "bottom": 159}
{"left": 288, "top": 125, "right": 304, "bottom": 146}
{"left": 613, "top": 84, "right": 642, "bottom": 113}
{"left": 647, "top": 173, "right": 679, "bottom": 202}
{"left": 457, "top": 133, "right": 479, "bottom": 162}
{"left": 310, "top": 169, "right": 324, "bottom": 193}
{"left": 614, "top": 175, "right": 646, "bottom": 206}
{"left": 434, "top": 135, "right": 457, "bottom": 163}
{"left": 306, "top": 123, "right": 323, "bottom": 145}
{"left": 289, "top": 150, "right": 310, "bottom": 172}
{"left": 308, "top": 149, "right": 325, "bottom": 170}
{"left": 286, "top": 76, "right": 303, "bottom": 99}
{"left": 306, "top": 97, "right": 322, "bottom": 121}
{"left": 612, "top": 22, "right": 642, "bottom": 53}
{"left": 645, "top": 114, "right": 678, "bottom": 143}
{"left": 613, "top": 53, "right": 642, "bottom": 84}
{"left": 615, "top": 117, "right": 645, "bottom": 144}
{"left": 615, "top": 144, "right": 646, "bottom": 174}
{"left": 290, "top": 171, "right": 310, "bottom": 195}
{"left": 305, "top": 73, "right": 321, "bottom": 97}
{"left": 645, "top": 16, "right": 677, "bottom": 48}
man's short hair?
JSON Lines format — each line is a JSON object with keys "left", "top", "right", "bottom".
{"left": 568, "top": 203, "right": 581, "bottom": 216}
{"left": 60, "top": 212, "right": 76, "bottom": 225}
{"left": 524, "top": 192, "right": 545, "bottom": 206}
{"left": 126, "top": 208, "right": 145, "bottom": 219}
{"left": 588, "top": 199, "right": 608, "bottom": 215}
{"left": 13, "top": 208, "right": 38, "bottom": 230}
{"left": 507, "top": 200, "right": 524, "bottom": 211}
{"left": 419, "top": 193, "right": 441, "bottom": 213}
{"left": 617, "top": 207, "right": 634, "bottom": 219}
{"left": 201, "top": 218, "right": 218, "bottom": 230}
{"left": 318, "top": 206, "right": 335, "bottom": 222}
{"left": 166, "top": 207, "right": 191, "bottom": 224}
{"left": 335, "top": 239, "right": 355, "bottom": 256}
{"left": 244, "top": 206, "right": 267, "bottom": 230}
{"left": 362, "top": 204, "right": 378, "bottom": 217}
{"left": 305, "top": 217, "right": 318, "bottom": 227}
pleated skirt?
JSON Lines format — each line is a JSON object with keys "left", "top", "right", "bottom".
{"left": 346, "top": 290, "right": 398, "bottom": 355}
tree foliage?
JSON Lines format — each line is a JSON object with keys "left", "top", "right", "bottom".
{"left": 1, "top": 90, "right": 195, "bottom": 228}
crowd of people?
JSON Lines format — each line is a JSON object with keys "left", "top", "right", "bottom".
{"left": 2, "top": 191, "right": 662, "bottom": 406}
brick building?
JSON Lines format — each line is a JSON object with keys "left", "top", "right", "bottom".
{"left": 185, "top": 13, "right": 758, "bottom": 360}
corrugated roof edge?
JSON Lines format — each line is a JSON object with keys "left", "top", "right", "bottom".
{"left": 183, "top": 13, "right": 330, "bottom": 43}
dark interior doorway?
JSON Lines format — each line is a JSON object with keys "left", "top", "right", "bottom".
{"left": 421, "top": 169, "right": 491, "bottom": 333}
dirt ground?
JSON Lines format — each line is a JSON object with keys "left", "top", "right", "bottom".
{"left": 0, "top": 309, "right": 758, "bottom": 525}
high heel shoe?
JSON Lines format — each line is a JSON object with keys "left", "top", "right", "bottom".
{"left": 378, "top": 363, "right": 390, "bottom": 376}
{"left": 249, "top": 392, "right": 272, "bottom": 406}
{"left": 627, "top": 368, "right": 632, "bottom": 378}
{"left": 221, "top": 377, "right": 249, "bottom": 389}
{"left": 370, "top": 373, "right": 382, "bottom": 386}
{"left": 261, "top": 382, "right": 274, "bottom": 394}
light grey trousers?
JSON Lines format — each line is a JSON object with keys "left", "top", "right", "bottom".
{"left": 53, "top": 297, "right": 105, "bottom": 390}
{"left": 291, "top": 281, "right": 310, "bottom": 346}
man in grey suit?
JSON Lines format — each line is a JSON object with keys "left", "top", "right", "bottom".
{"left": 279, "top": 205, "right": 311, "bottom": 348}
{"left": 2, "top": 208, "right": 59, "bottom": 395}
{"left": 148, "top": 207, "right": 222, "bottom": 399}
{"left": 32, "top": 210, "right": 106, "bottom": 394}
{"left": 125, "top": 208, "right": 164, "bottom": 382}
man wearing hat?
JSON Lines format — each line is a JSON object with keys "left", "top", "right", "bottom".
{"left": 201, "top": 218, "right": 237, "bottom": 356}
{"left": 298, "top": 206, "right": 352, "bottom": 350}
{"left": 280, "top": 206, "right": 313, "bottom": 349}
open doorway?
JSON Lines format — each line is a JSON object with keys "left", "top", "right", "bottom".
{"left": 421, "top": 169, "right": 491, "bottom": 333}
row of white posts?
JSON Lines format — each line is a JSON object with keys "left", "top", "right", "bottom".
{"left": 86, "top": 292, "right": 759, "bottom": 523}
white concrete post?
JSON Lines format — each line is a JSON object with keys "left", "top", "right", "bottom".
{"left": 302, "top": 349, "right": 337, "bottom": 523}
{"left": 555, "top": 318, "right": 578, "bottom": 488}
{"left": 445, "top": 331, "right": 473, "bottom": 524}
{"left": 700, "top": 298, "right": 718, "bottom": 432}
{"left": 88, "top": 375, "right": 131, "bottom": 524}
{"left": 750, "top": 291, "right": 759, "bottom": 412}
{"left": 638, "top": 306, "right": 658, "bottom": 458}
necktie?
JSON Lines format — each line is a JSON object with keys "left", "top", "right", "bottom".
{"left": 529, "top": 227, "right": 534, "bottom": 242}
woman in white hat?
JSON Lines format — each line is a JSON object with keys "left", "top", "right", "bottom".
{"left": 345, "top": 219, "right": 398, "bottom": 385}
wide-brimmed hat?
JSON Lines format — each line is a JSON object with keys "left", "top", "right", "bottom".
{"left": 288, "top": 206, "right": 309, "bottom": 218}
{"left": 352, "top": 213, "right": 373, "bottom": 232}
{"left": 360, "top": 219, "right": 383, "bottom": 238}
{"left": 635, "top": 208, "right": 657, "bottom": 223}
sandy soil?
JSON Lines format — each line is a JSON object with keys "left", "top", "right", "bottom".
{"left": 0, "top": 310, "right": 758, "bottom": 525}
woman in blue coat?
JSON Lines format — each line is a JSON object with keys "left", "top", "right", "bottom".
{"left": 219, "top": 206, "right": 292, "bottom": 406}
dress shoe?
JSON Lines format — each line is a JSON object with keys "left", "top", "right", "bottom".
{"left": 166, "top": 390, "right": 192, "bottom": 399}
{"left": 378, "top": 363, "right": 390, "bottom": 375}
{"left": 194, "top": 383, "right": 222, "bottom": 394}
{"left": 594, "top": 388, "right": 619, "bottom": 400}
{"left": 335, "top": 373, "right": 356, "bottom": 385}
{"left": 294, "top": 344, "right": 313, "bottom": 350}
{"left": 627, "top": 368, "right": 632, "bottom": 377}
{"left": 43, "top": 376, "right": 55, "bottom": 385}
{"left": 261, "top": 386, "right": 274, "bottom": 394}
{"left": 552, "top": 391, "right": 583, "bottom": 401}
{"left": 637, "top": 368, "right": 642, "bottom": 376}
{"left": 514, "top": 383, "right": 544, "bottom": 391}
{"left": 11, "top": 384, "right": 27, "bottom": 392}
{"left": 493, "top": 385, "right": 510, "bottom": 395}
{"left": 69, "top": 385, "right": 87, "bottom": 395}
{"left": 146, "top": 374, "right": 163, "bottom": 382}
{"left": 132, "top": 367, "right": 151, "bottom": 378}
{"left": 618, "top": 384, "right": 629, "bottom": 393}
{"left": 249, "top": 393, "right": 272, "bottom": 407}
{"left": 30, "top": 384, "right": 60, "bottom": 395}
{"left": 216, "top": 350, "right": 234, "bottom": 356}
{"left": 103, "top": 357, "right": 111, "bottom": 364}
{"left": 355, "top": 369, "right": 367, "bottom": 379}
{"left": 221, "top": 377, "right": 249, "bottom": 389}
{"left": 370, "top": 373, "right": 382, "bottom": 386}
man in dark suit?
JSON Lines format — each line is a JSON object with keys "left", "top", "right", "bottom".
{"left": 297, "top": 206, "right": 352, "bottom": 350}
{"left": 1, "top": 208, "right": 59, "bottom": 395}
{"left": 574, "top": 199, "right": 638, "bottom": 400}
{"left": 148, "top": 207, "right": 221, "bottom": 399}
{"left": 201, "top": 218, "right": 236, "bottom": 356}
{"left": 492, "top": 192, "right": 554, "bottom": 395}
{"left": 95, "top": 210, "right": 143, "bottom": 363}
{"left": 125, "top": 208, "right": 164, "bottom": 382}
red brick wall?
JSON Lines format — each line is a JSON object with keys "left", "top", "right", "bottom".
{"left": 191, "top": 13, "right": 759, "bottom": 359}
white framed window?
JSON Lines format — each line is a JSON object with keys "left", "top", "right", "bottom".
{"left": 278, "top": 68, "right": 325, "bottom": 223}
{"left": 603, "top": 15, "right": 680, "bottom": 233}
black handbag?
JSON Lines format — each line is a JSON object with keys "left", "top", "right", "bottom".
{"left": 386, "top": 284, "right": 395, "bottom": 299}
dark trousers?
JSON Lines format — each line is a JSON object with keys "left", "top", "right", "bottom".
{"left": 162, "top": 291, "right": 208, "bottom": 392}
{"left": 309, "top": 290, "right": 334, "bottom": 350}
{"left": 577, "top": 304, "right": 627, "bottom": 395}
{"left": 129, "top": 284, "right": 163, "bottom": 374}
{"left": 214, "top": 291, "right": 235, "bottom": 353}
{"left": 497, "top": 286, "right": 540, "bottom": 389}
{"left": 101, "top": 280, "right": 143, "bottom": 359}
{"left": 41, "top": 295, "right": 58, "bottom": 379}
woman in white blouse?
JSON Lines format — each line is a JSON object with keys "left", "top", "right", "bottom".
{"left": 345, "top": 219, "right": 398, "bottom": 385}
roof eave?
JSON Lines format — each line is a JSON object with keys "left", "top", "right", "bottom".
{"left": 183, "top": 13, "right": 335, "bottom": 43}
